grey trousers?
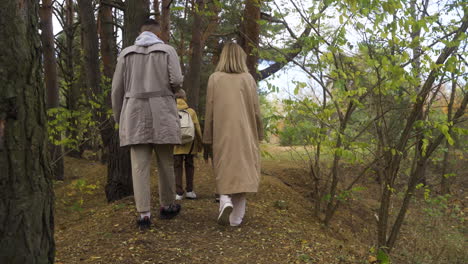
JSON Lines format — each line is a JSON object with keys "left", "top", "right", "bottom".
{"left": 130, "top": 144, "right": 175, "bottom": 212}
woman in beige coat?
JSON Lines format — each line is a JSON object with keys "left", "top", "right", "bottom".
{"left": 203, "top": 43, "right": 263, "bottom": 226}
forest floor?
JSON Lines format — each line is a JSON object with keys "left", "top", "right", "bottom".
{"left": 54, "top": 145, "right": 467, "bottom": 264}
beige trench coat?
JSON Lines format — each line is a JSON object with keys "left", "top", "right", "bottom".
{"left": 203, "top": 72, "right": 264, "bottom": 194}
{"left": 112, "top": 44, "right": 183, "bottom": 146}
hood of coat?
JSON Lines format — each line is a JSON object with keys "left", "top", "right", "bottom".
{"left": 134, "top": 31, "right": 164, "bottom": 46}
{"left": 176, "top": 98, "right": 189, "bottom": 110}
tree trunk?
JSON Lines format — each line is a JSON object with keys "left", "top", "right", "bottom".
{"left": 124, "top": 0, "right": 150, "bottom": 47}
{"left": 0, "top": 0, "right": 55, "bottom": 263}
{"left": 40, "top": 0, "right": 64, "bottom": 180}
{"left": 184, "top": 0, "right": 204, "bottom": 111}
{"left": 99, "top": 2, "right": 117, "bottom": 81}
{"left": 440, "top": 76, "right": 457, "bottom": 194}
{"left": 239, "top": 0, "right": 261, "bottom": 80}
{"left": 440, "top": 141, "right": 452, "bottom": 194}
{"left": 100, "top": 0, "right": 134, "bottom": 202}
{"left": 98, "top": 2, "right": 118, "bottom": 151}
{"left": 105, "top": 0, "right": 150, "bottom": 202}
{"left": 77, "top": 0, "right": 105, "bottom": 157}
{"left": 154, "top": 0, "right": 161, "bottom": 20}
{"left": 160, "top": 0, "right": 172, "bottom": 43}
{"left": 323, "top": 102, "right": 354, "bottom": 225}
{"left": 176, "top": 0, "right": 189, "bottom": 74}
{"left": 77, "top": 0, "right": 102, "bottom": 99}
{"left": 63, "top": 0, "right": 83, "bottom": 158}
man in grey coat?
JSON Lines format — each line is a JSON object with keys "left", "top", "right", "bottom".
{"left": 112, "top": 19, "right": 183, "bottom": 230}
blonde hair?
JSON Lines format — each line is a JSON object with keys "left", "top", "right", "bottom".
{"left": 215, "top": 42, "right": 249, "bottom": 74}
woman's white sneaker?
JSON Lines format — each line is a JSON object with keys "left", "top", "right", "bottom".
{"left": 217, "top": 202, "right": 233, "bottom": 226}
{"left": 185, "top": 191, "right": 197, "bottom": 199}
{"left": 175, "top": 194, "right": 184, "bottom": 200}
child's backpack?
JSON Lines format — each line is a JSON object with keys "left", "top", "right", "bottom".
{"left": 179, "top": 109, "right": 195, "bottom": 144}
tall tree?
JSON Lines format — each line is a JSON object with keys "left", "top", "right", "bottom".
{"left": 40, "top": 0, "right": 65, "bottom": 180}
{"left": 99, "top": 2, "right": 117, "bottom": 80}
{"left": 184, "top": 0, "right": 205, "bottom": 111}
{"left": 100, "top": 0, "right": 134, "bottom": 202}
{"left": 0, "top": 0, "right": 55, "bottom": 263}
{"left": 77, "top": 0, "right": 101, "bottom": 100}
{"left": 124, "top": 0, "right": 150, "bottom": 46}
{"left": 239, "top": 0, "right": 261, "bottom": 80}
{"left": 105, "top": 0, "right": 150, "bottom": 202}
{"left": 56, "top": 0, "right": 83, "bottom": 157}
{"left": 160, "top": 0, "right": 172, "bottom": 42}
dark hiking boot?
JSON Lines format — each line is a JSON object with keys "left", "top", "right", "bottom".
{"left": 159, "top": 203, "right": 181, "bottom": 219}
{"left": 136, "top": 216, "right": 151, "bottom": 230}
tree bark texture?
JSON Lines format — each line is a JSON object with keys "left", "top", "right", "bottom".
{"left": 99, "top": 0, "right": 134, "bottom": 202}
{"left": 0, "top": 0, "right": 55, "bottom": 263}
{"left": 40, "top": 0, "right": 64, "bottom": 180}
{"left": 183, "top": 0, "right": 204, "bottom": 112}
{"left": 63, "top": 0, "right": 84, "bottom": 158}
{"left": 105, "top": 0, "right": 151, "bottom": 202}
{"left": 123, "top": 0, "right": 150, "bottom": 47}
{"left": 240, "top": 0, "right": 261, "bottom": 80}
{"left": 98, "top": 1, "right": 118, "bottom": 154}
{"left": 99, "top": 2, "right": 117, "bottom": 80}
{"left": 77, "top": 0, "right": 102, "bottom": 99}
{"left": 160, "top": 0, "right": 172, "bottom": 43}
{"left": 240, "top": 0, "right": 261, "bottom": 81}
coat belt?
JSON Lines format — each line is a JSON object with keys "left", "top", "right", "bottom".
{"left": 125, "top": 91, "right": 174, "bottom": 98}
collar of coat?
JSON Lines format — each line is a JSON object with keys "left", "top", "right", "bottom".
{"left": 118, "top": 42, "right": 173, "bottom": 59}
{"left": 177, "top": 98, "right": 189, "bottom": 110}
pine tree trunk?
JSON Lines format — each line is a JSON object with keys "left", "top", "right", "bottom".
{"left": 98, "top": 2, "right": 118, "bottom": 151}
{"left": 105, "top": 0, "right": 150, "bottom": 202}
{"left": 100, "top": 0, "right": 135, "bottom": 202}
{"left": 184, "top": 0, "right": 204, "bottom": 112}
{"left": 123, "top": 0, "right": 150, "bottom": 47}
{"left": 160, "top": 0, "right": 172, "bottom": 43}
{"left": 77, "top": 0, "right": 102, "bottom": 99}
{"left": 0, "top": 0, "right": 55, "bottom": 263}
{"left": 99, "top": 3, "right": 117, "bottom": 80}
{"left": 239, "top": 0, "right": 261, "bottom": 80}
{"left": 63, "top": 0, "right": 83, "bottom": 158}
{"left": 40, "top": 0, "right": 64, "bottom": 180}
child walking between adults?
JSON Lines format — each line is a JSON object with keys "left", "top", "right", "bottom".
{"left": 111, "top": 19, "right": 183, "bottom": 230}
{"left": 174, "top": 89, "right": 203, "bottom": 200}
{"left": 203, "top": 42, "right": 264, "bottom": 226}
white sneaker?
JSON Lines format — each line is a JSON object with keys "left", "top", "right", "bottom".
{"left": 185, "top": 191, "right": 197, "bottom": 199}
{"left": 217, "top": 202, "right": 233, "bottom": 226}
{"left": 175, "top": 194, "right": 184, "bottom": 200}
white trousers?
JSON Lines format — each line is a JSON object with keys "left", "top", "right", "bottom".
{"left": 220, "top": 193, "right": 246, "bottom": 226}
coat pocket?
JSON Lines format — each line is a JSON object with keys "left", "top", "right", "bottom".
{"left": 122, "top": 98, "right": 149, "bottom": 142}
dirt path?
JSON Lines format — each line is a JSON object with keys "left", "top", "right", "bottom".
{"left": 54, "top": 157, "right": 366, "bottom": 264}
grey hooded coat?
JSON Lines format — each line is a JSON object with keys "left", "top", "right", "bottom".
{"left": 111, "top": 42, "right": 183, "bottom": 146}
